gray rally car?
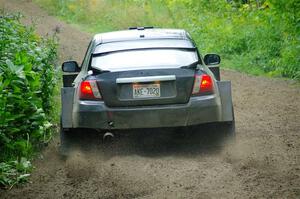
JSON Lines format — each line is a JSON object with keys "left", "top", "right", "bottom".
{"left": 60, "top": 27, "right": 234, "bottom": 151}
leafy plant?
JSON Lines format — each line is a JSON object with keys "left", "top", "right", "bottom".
{"left": 0, "top": 158, "right": 32, "bottom": 189}
{"left": 34, "top": 0, "right": 299, "bottom": 80}
{"left": 0, "top": 14, "right": 57, "bottom": 188}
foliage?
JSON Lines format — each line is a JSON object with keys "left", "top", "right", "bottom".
{"left": 0, "top": 158, "right": 32, "bottom": 189}
{"left": 0, "top": 14, "right": 57, "bottom": 188}
{"left": 35, "top": 0, "right": 299, "bottom": 80}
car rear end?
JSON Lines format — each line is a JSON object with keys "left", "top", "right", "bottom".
{"left": 60, "top": 28, "right": 235, "bottom": 156}
{"left": 71, "top": 39, "right": 223, "bottom": 130}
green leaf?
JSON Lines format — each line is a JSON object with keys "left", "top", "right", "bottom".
{"left": 5, "top": 59, "right": 17, "bottom": 73}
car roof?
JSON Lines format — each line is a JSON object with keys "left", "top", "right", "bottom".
{"left": 93, "top": 28, "right": 191, "bottom": 44}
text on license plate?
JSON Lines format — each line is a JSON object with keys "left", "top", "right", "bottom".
{"left": 133, "top": 83, "right": 160, "bottom": 98}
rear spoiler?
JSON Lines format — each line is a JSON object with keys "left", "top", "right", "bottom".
{"left": 93, "top": 39, "right": 196, "bottom": 55}
{"left": 128, "top": 26, "right": 154, "bottom": 30}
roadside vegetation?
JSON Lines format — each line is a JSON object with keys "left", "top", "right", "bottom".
{"left": 34, "top": 0, "right": 299, "bottom": 80}
{"left": 0, "top": 14, "right": 58, "bottom": 188}
{"left": 0, "top": 0, "right": 298, "bottom": 190}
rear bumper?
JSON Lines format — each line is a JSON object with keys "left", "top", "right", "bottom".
{"left": 72, "top": 95, "right": 222, "bottom": 129}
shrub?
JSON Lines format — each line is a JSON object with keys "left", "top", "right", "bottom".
{"left": 34, "top": 0, "right": 299, "bottom": 80}
{"left": 0, "top": 14, "right": 57, "bottom": 188}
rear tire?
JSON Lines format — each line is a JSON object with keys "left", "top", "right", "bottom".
{"left": 204, "top": 107, "right": 235, "bottom": 147}
{"left": 60, "top": 121, "right": 102, "bottom": 156}
{"left": 221, "top": 120, "right": 235, "bottom": 141}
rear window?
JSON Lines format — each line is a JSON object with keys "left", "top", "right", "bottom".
{"left": 91, "top": 49, "right": 198, "bottom": 72}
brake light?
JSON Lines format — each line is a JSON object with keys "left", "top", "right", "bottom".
{"left": 79, "top": 80, "right": 102, "bottom": 100}
{"left": 192, "top": 74, "right": 213, "bottom": 95}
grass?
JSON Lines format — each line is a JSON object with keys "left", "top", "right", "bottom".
{"left": 33, "top": 0, "right": 299, "bottom": 81}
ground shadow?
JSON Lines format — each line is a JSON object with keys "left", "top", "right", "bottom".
{"left": 65, "top": 123, "right": 234, "bottom": 159}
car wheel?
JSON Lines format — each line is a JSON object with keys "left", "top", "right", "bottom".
{"left": 221, "top": 120, "right": 235, "bottom": 140}
{"left": 205, "top": 107, "right": 235, "bottom": 147}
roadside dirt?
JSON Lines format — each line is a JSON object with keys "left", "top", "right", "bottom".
{"left": 1, "top": 0, "right": 299, "bottom": 198}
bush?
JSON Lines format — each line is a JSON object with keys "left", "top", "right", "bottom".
{"left": 34, "top": 0, "right": 299, "bottom": 80}
{"left": 166, "top": 0, "right": 299, "bottom": 79}
{"left": 0, "top": 14, "right": 57, "bottom": 188}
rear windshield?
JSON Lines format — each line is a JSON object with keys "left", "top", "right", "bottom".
{"left": 91, "top": 49, "right": 198, "bottom": 71}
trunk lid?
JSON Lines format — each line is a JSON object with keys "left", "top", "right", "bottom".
{"left": 95, "top": 68, "right": 196, "bottom": 107}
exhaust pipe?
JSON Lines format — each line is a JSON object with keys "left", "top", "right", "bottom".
{"left": 103, "top": 132, "right": 114, "bottom": 143}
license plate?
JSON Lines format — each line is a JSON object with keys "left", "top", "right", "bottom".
{"left": 133, "top": 83, "right": 160, "bottom": 98}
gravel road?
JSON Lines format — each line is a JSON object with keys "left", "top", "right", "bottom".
{"left": 0, "top": 0, "right": 299, "bottom": 198}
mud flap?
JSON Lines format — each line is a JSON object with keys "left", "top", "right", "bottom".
{"left": 208, "top": 65, "right": 220, "bottom": 81}
{"left": 61, "top": 87, "right": 75, "bottom": 128}
{"left": 217, "top": 81, "right": 234, "bottom": 122}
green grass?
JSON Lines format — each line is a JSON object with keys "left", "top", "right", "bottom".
{"left": 33, "top": 0, "right": 299, "bottom": 81}
{"left": 35, "top": 0, "right": 300, "bottom": 80}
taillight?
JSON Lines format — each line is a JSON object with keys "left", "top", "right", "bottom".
{"left": 192, "top": 74, "right": 214, "bottom": 95}
{"left": 79, "top": 80, "right": 102, "bottom": 100}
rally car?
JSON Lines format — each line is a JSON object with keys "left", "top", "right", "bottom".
{"left": 60, "top": 27, "right": 235, "bottom": 152}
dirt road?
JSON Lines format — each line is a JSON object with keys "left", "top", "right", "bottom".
{"left": 0, "top": 0, "right": 299, "bottom": 198}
